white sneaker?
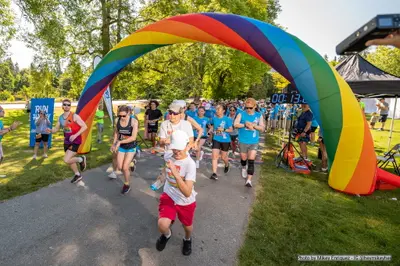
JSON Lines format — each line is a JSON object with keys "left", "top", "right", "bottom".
{"left": 108, "top": 171, "right": 117, "bottom": 179}
{"left": 42, "top": 154, "right": 48, "bottom": 158}
{"left": 195, "top": 160, "right": 200, "bottom": 169}
{"left": 32, "top": 155, "right": 37, "bottom": 160}
{"left": 199, "top": 151, "right": 204, "bottom": 161}
{"left": 245, "top": 180, "right": 252, "bottom": 187}
{"left": 218, "top": 162, "right": 225, "bottom": 167}
{"left": 241, "top": 167, "right": 247, "bottom": 179}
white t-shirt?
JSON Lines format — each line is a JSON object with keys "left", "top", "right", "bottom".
{"left": 163, "top": 156, "right": 197, "bottom": 205}
{"left": 158, "top": 120, "right": 194, "bottom": 151}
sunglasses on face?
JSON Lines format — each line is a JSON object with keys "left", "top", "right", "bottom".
{"left": 245, "top": 106, "right": 254, "bottom": 110}
{"left": 63, "top": 103, "right": 71, "bottom": 107}
{"left": 118, "top": 115, "right": 127, "bottom": 118}
{"left": 230, "top": 109, "right": 235, "bottom": 111}
{"left": 169, "top": 110, "right": 180, "bottom": 116}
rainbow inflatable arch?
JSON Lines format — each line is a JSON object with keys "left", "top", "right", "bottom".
{"left": 76, "top": 13, "right": 396, "bottom": 195}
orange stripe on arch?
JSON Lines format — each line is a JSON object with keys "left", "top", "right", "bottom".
{"left": 138, "top": 20, "right": 228, "bottom": 46}
{"left": 344, "top": 117, "right": 377, "bottom": 195}
{"left": 167, "top": 14, "right": 267, "bottom": 63}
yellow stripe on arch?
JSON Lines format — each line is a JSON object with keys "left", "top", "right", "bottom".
{"left": 329, "top": 67, "right": 365, "bottom": 191}
{"left": 111, "top": 31, "right": 198, "bottom": 51}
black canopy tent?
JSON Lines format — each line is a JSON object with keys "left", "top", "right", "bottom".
{"left": 336, "top": 54, "right": 400, "bottom": 150}
{"left": 335, "top": 54, "right": 400, "bottom": 97}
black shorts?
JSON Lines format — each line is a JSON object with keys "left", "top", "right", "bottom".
{"left": 147, "top": 125, "right": 158, "bottom": 133}
{"left": 311, "top": 126, "right": 318, "bottom": 133}
{"left": 379, "top": 114, "right": 388, "bottom": 123}
{"left": 64, "top": 144, "right": 80, "bottom": 153}
{"left": 200, "top": 136, "right": 208, "bottom": 139}
{"left": 212, "top": 140, "right": 230, "bottom": 152}
{"left": 35, "top": 133, "right": 49, "bottom": 143}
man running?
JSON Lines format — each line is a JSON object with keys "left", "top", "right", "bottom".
{"left": 234, "top": 98, "right": 265, "bottom": 187}
{"left": 155, "top": 130, "right": 197, "bottom": 256}
{"left": 145, "top": 100, "right": 163, "bottom": 154}
{"left": 48, "top": 99, "right": 87, "bottom": 183}
{"left": 209, "top": 104, "right": 233, "bottom": 180}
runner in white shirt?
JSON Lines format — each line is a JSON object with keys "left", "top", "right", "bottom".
{"left": 156, "top": 130, "right": 197, "bottom": 256}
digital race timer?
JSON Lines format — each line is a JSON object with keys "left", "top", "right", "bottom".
{"left": 270, "top": 93, "right": 307, "bottom": 104}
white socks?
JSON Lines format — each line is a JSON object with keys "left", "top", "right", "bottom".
{"left": 77, "top": 157, "right": 83, "bottom": 163}
{"left": 164, "top": 230, "right": 171, "bottom": 239}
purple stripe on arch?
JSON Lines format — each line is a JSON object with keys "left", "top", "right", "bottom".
{"left": 76, "top": 71, "right": 120, "bottom": 114}
{"left": 203, "top": 13, "right": 293, "bottom": 82}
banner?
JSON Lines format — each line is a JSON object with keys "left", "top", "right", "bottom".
{"left": 29, "top": 98, "right": 55, "bottom": 148}
{"left": 103, "top": 86, "right": 114, "bottom": 126}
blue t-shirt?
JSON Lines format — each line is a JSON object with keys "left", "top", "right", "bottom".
{"left": 238, "top": 112, "right": 262, "bottom": 145}
{"left": 205, "top": 109, "right": 215, "bottom": 119}
{"left": 260, "top": 107, "right": 266, "bottom": 115}
{"left": 296, "top": 110, "right": 313, "bottom": 131}
{"left": 285, "top": 106, "right": 296, "bottom": 120}
{"left": 211, "top": 116, "right": 232, "bottom": 143}
{"left": 186, "top": 110, "right": 197, "bottom": 119}
{"left": 0, "top": 120, "right": 3, "bottom": 141}
{"left": 194, "top": 116, "right": 209, "bottom": 138}
{"left": 270, "top": 105, "right": 279, "bottom": 120}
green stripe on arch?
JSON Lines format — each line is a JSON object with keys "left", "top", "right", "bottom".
{"left": 96, "top": 44, "right": 168, "bottom": 70}
{"left": 291, "top": 38, "right": 343, "bottom": 164}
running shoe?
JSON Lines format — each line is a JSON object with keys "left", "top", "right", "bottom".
{"left": 79, "top": 155, "right": 87, "bottom": 172}
{"left": 71, "top": 174, "right": 82, "bottom": 184}
{"left": 121, "top": 184, "right": 131, "bottom": 194}
{"left": 108, "top": 171, "right": 117, "bottom": 179}
{"left": 224, "top": 163, "right": 230, "bottom": 174}
{"left": 195, "top": 160, "right": 200, "bottom": 169}
{"left": 42, "top": 154, "right": 48, "bottom": 158}
{"left": 245, "top": 180, "right": 252, "bottom": 188}
{"left": 182, "top": 239, "right": 192, "bottom": 256}
{"left": 199, "top": 151, "right": 204, "bottom": 161}
{"left": 32, "top": 154, "right": 37, "bottom": 160}
{"left": 210, "top": 173, "right": 218, "bottom": 180}
{"left": 156, "top": 232, "right": 171, "bottom": 251}
{"left": 241, "top": 167, "right": 247, "bottom": 179}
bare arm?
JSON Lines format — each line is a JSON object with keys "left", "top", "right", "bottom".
{"left": 73, "top": 114, "right": 88, "bottom": 136}
{"left": 234, "top": 113, "right": 244, "bottom": 128}
{"left": 188, "top": 116, "right": 203, "bottom": 142}
{"left": 304, "top": 121, "right": 312, "bottom": 133}
{"left": 50, "top": 120, "right": 61, "bottom": 133}
{"left": 254, "top": 117, "right": 265, "bottom": 132}
{"left": 168, "top": 162, "right": 194, "bottom": 197}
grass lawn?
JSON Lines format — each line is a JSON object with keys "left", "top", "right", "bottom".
{"left": 0, "top": 108, "right": 151, "bottom": 201}
{"left": 239, "top": 120, "right": 400, "bottom": 266}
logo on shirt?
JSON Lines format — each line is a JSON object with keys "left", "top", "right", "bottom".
{"left": 166, "top": 164, "right": 182, "bottom": 188}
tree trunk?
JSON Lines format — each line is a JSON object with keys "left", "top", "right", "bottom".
{"left": 116, "top": 0, "right": 122, "bottom": 43}
{"left": 101, "top": 0, "right": 111, "bottom": 56}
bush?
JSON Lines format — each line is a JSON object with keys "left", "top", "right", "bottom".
{"left": 0, "top": 91, "right": 14, "bottom": 101}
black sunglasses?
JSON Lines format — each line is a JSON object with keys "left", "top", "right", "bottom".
{"left": 63, "top": 103, "right": 71, "bottom": 107}
{"left": 118, "top": 115, "right": 127, "bottom": 118}
{"left": 245, "top": 106, "right": 254, "bottom": 110}
{"left": 169, "top": 110, "right": 180, "bottom": 115}
{"left": 230, "top": 109, "right": 235, "bottom": 111}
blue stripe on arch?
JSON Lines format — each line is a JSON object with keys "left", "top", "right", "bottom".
{"left": 241, "top": 16, "right": 321, "bottom": 116}
{"left": 81, "top": 55, "right": 140, "bottom": 95}
{"left": 203, "top": 12, "right": 293, "bottom": 83}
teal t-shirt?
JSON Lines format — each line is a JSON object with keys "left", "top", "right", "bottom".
{"left": 0, "top": 120, "right": 3, "bottom": 141}
{"left": 211, "top": 116, "right": 232, "bottom": 143}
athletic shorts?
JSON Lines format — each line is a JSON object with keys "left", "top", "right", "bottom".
{"left": 64, "top": 143, "right": 80, "bottom": 152}
{"left": 118, "top": 147, "right": 137, "bottom": 153}
{"left": 159, "top": 193, "right": 196, "bottom": 227}
{"left": 379, "top": 114, "right": 388, "bottom": 123}
{"left": 311, "top": 126, "right": 318, "bottom": 133}
{"left": 270, "top": 119, "right": 277, "bottom": 128}
{"left": 297, "top": 135, "right": 310, "bottom": 143}
{"left": 147, "top": 125, "right": 158, "bottom": 133}
{"left": 212, "top": 140, "right": 230, "bottom": 152}
{"left": 35, "top": 133, "right": 49, "bottom": 143}
{"left": 239, "top": 143, "right": 258, "bottom": 153}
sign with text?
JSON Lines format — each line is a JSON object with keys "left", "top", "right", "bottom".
{"left": 29, "top": 98, "right": 55, "bottom": 148}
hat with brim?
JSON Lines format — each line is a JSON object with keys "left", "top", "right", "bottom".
{"left": 169, "top": 130, "right": 190, "bottom": 150}
{"left": 168, "top": 103, "right": 182, "bottom": 113}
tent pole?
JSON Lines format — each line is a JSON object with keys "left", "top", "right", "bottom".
{"left": 387, "top": 96, "right": 398, "bottom": 151}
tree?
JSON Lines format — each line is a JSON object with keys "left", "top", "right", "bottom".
{"left": 0, "top": 0, "right": 15, "bottom": 58}
{"left": 366, "top": 46, "right": 400, "bottom": 77}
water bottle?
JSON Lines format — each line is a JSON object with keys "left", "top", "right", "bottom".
{"left": 150, "top": 179, "right": 164, "bottom": 191}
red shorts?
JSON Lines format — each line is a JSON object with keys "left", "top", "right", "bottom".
{"left": 158, "top": 193, "right": 196, "bottom": 227}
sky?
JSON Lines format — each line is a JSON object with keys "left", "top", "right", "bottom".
{"left": 7, "top": 0, "right": 400, "bottom": 68}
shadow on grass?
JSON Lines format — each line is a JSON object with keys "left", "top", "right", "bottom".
{"left": 238, "top": 134, "right": 400, "bottom": 266}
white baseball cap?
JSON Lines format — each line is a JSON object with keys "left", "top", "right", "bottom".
{"left": 169, "top": 130, "right": 190, "bottom": 150}
{"left": 173, "top": 100, "right": 187, "bottom": 108}
{"left": 205, "top": 103, "right": 211, "bottom": 110}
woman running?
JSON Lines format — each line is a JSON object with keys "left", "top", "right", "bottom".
{"left": 111, "top": 105, "right": 138, "bottom": 194}
{"left": 234, "top": 98, "right": 265, "bottom": 188}
{"left": 193, "top": 106, "right": 209, "bottom": 168}
{"left": 227, "top": 106, "right": 239, "bottom": 157}
{"left": 33, "top": 110, "right": 51, "bottom": 159}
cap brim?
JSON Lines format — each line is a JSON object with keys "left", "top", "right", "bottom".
{"left": 169, "top": 143, "right": 186, "bottom": 150}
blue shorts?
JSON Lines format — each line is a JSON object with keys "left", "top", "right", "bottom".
{"left": 118, "top": 147, "right": 136, "bottom": 153}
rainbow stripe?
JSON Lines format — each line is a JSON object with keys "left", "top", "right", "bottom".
{"left": 76, "top": 13, "right": 378, "bottom": 195}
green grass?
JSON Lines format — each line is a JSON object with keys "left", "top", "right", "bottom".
{"left": 238, "top": 122, "right": 400, "bottom": 266}
{"left": 0, "top": 109, "right": 151, "bottom": 201}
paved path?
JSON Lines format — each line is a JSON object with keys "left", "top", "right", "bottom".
{"left": 0, "top": 144, "right": 264, "bottom": 266}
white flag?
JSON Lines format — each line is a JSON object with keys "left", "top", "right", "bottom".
{"left": 93, "top": 55, "right": 113, "bottom": 126}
